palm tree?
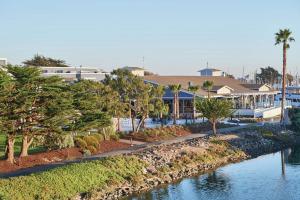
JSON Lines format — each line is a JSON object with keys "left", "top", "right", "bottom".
{"left": 188, "top": 85, "right": 199, "bottom": 123}
{"left": 169, "top": 84, "right": 181, "bottom": 124}
{"left": 196, "top": 98, "right": 233, "bottom": 135}
{"left": 203, "top": 80, "right": 214, "bottom": 99}
{"left": 275, "top": 29, "right": 295, "bottom": 124}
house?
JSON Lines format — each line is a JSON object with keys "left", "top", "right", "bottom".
{"left": 144, "top": 76, "right": 280, "bottom": 118}
{"left": 40, "top": 66, "right": 109, "bottom": 82}
{"left": 122, "top": 66, "right": 145, "bottom": 76}
{"left": 198, "top": 68, "right": 225, "bottom": 77}
{"left": 0, "top": 58, "right": 7, "bottom": 66}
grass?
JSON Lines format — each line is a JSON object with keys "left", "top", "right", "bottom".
{"left": 0, "top": 156, "right": 146, "bottom": 200}
{"left": 0, "top": 134, "right": 46, "bottom": 159}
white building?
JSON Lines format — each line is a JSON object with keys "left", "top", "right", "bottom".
{"left": 144, "top": 75, "right": 282, "bottom": 119}
{"left": 198, "top": 68, "right": 226, "bottom": 77}
{"left": 41, "top": 66, "right": 108, "bottom": 82}
{"left": 0, "top": 58, "right": 7, "bottom": 66}
{"left": 122, "top": 66, "right": 145, "bottom": 76}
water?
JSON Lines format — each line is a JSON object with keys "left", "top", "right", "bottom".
{"left": 125, "top": 147, "right": 300, "bottom": 200}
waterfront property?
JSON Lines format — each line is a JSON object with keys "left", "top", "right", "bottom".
{"left": 121, "top": 66, "right": 146, "bottom": 76}
{"left": 275, "top": 86, "right": 300, "bottom": 107}
{"left": 144, "top": 75, "right": 281, "bottom": 118}
{"left": 40, "top": 66, "right": 109, "bottom": 82}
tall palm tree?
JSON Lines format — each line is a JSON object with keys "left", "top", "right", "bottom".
{"left": 275, "top": 29, "right": 295, "bottom": 124}
{"left": 203, "top": 80, "right": 214, "bottom": 99}
{"left": 188, "top": 85, "right": 199, "bottom": 123}
{"left": 169, "top": 84, "right": 181, "bottom": 124}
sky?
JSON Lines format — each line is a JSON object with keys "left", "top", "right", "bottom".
{"left": 1, "top": 0, "right": 299, "bottom": 77}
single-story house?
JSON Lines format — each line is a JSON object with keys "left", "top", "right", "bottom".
{"left": 144, "top": 76, "right": 280, "bottom": 118}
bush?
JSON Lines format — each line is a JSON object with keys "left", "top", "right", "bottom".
{"left": 59, "top": 134, "right": 75, "bottom": 149}
{"left": 82, "top": 135, "right": 99, "bottom": 148}
{"left": 289, "top": 108, "right": 300, "bottom": 132}
{"left": 31, "top": 135, "right": 45, "bottom": 148}
{"left": 99, "top": 125, "right": 116, "bottom": 140}
{"left": 261, "top": 130, "right": 273, "bottom": 138}
{"left": 82, "top": 149, "right": 91, "bottom": 157}
{"left": 87, "top": 145, "right": 98, "bottom": 154}
{"left": 43, "top": 133, "right": 75, "bottom": 150}
{"left": 110, "top": 134, "right": 119, "bottom": 141}
{"left": 75, "top": 137, "right": 88, "bottom": 149}
{"left": 93, "top": 134, "right": 104, "bottom": 142}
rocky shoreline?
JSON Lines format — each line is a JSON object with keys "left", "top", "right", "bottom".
{"left": 77, "top": 125, "right": 298, "bottom": 200}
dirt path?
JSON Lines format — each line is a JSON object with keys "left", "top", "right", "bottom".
{"left": 0, "top": 124, "right": 254, "bottom": 178}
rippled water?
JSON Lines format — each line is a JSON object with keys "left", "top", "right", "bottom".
{"left": 125, "top": 147, "right": 300, "bottom": 200}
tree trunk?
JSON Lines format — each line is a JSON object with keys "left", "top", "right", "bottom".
{"left": 208, "top": 90, "right": 211, "bottom": 99}
{"left": 131, "top": 117, "right": 136, "bottom": 132}
{"left": 173, "top": 94, "right": 176, "bottom": 124}
{"left": 136, "top": 116, "right": 146, "bottom": 132}
{"left": 193, "top": 94, "right": 196, "bottom": 124}
{"left": 212, "top": 121, "right": 217, "bottom": 135}
{"left": 20, "top": 135, "right": 34, "bottom": 157}
{"left": 6, "top": 136, "right": 15, "bottom": 164}
{"left": 176, "top": 93, "right": 180, "bottom": 119}
{"left": 117, "top": 117, "right": 120, "bottom": 132}
{"left": 281, "top": 44, "right": 287, "bottom": 125}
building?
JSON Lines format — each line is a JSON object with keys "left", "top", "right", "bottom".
{"left": 122, "top": 66, "right": 145, "bottom": 76}
{"left": 0, "top": 58, "right": 7, "bottom": 66}
{"left": 144, "top": 76, "right": 281, "bottom": 119}
{"left": 41, "top": 66, "right": 108, "bottom": 82}
{"left": 198, "top": 68, "right": 225, "bottom": 77}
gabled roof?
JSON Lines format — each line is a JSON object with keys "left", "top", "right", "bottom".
{"left": 241, "top": 83, "right": 272, "bottom": 90}
{"left": 210, "top": 85, "right": 234, "bottom": 92}
{"left": 144, "top": 76, "right": 277, "bottom": 97}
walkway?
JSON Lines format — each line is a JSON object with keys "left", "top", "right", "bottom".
{"left": 0, "top": 124, "right": 253, "bottom": 178}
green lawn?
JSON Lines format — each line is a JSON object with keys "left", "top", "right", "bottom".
{"left": 0, "top": 134, "right": 46, "bottom": 159}
{"left": 0, "top": 156, "right": 146, "bottom": 200}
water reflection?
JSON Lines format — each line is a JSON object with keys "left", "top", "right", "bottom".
{"left": 126, "top": 147, "right": 300, "bottom": 200}
{"left": 191, "top": 172, "right": 231, "bottom": 192}
{"left": 287, "top": 146, "right": 300, "bottom": 165}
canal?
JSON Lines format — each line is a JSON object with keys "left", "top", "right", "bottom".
{"left": 125, "top": 146, "right": 300, "bottom": 200}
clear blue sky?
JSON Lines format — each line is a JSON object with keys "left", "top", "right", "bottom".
{"left": 1, "top": 0, "right": 299, "bottom": 77}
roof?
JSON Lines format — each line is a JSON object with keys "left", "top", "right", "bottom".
{"left": 144, "top": 76, "right": 277, "bottom": 97}
{"left": 197, "top": 68, "right": 222, "bottom": 72}
{"left": 210, "top": 85, "right": 234, "bottom": 92}
{"left": 122, "top": 66, "right": 145, "bottom": 71}
{"left": 39, "top": 66, "right": 108, "bottom": 73}
{"left": 241, "top": 84, "right": 271, "bottom": 90}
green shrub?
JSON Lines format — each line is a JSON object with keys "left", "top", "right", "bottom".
{"left": 261, "top": 130, "right": 274, "bottom": 138}
{"left": 75, "top": 137, "right": 88, "bottom": 149}
{"left": 99, "top": 125, "right": 116, "bottom": 140}
{"left": 59, "top": 134, "right": 75, "bottom": 149}
{"left": 110, "top": 134, "right": 119, "bottom": 141}
{"left": 289, "top": 108, "right": 300, "bottom": 132}
{"left": 82, "top": 135, "right": 99, "bottom": 148}
{"left": 93, "top": 134, "right": 104, "bottom": 142}
{"left": 87, "top": 145, "right": 98, "bottom": 154}
{"left": 83, "top": 149, "right": 92, "bottom": 157}
{"left": 43, "top": 133, "right": 74, "bottom": 150}
{"left": 31, "top": 135, "right": 45, "bottom": 148}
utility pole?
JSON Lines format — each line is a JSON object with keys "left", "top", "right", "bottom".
{"left": 142, "top": 56, "right": 145, "bottom": 69}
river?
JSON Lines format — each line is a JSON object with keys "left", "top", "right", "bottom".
{"left": 125, "top": 146, "right": 300, "bottom": 200}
